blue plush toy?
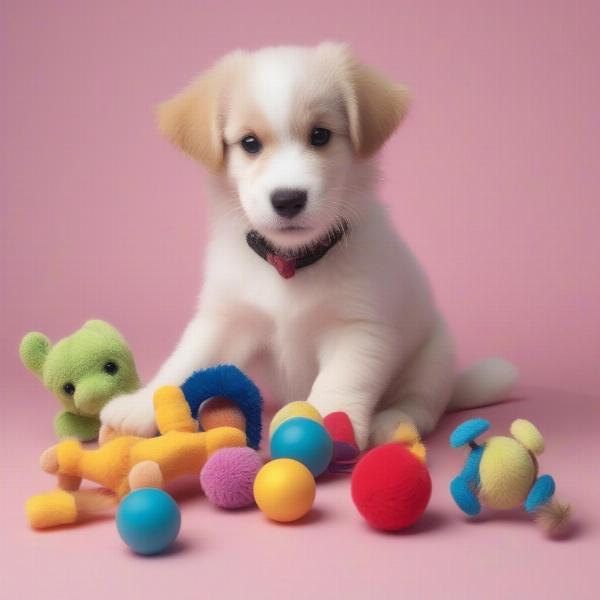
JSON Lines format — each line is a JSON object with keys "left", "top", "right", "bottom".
{"left": 181, "top": 364, "right": 263, "bottom": 449}
{"left": 449, "top": 418, "right": 571, "bottom": 534}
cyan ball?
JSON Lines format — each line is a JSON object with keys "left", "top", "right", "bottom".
{"left": 270, "top": 417, "right": 333, "bottom": 477}
{"left": 116, "top": 488, "right": 181, "bottom": 555}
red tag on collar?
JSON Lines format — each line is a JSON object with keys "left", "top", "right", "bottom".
{"left": 267, "top": 253, "right": 296, "bottom": 279}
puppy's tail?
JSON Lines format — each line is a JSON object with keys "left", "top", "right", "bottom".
{"left": 448, "top": 357, "right": 518, "bottom": 411}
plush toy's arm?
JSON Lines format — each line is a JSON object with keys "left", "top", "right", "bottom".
{"left": 153, "top": 386, "right": 198, "bottom": 434}
{"left": 54, "top": 410, "right": 101, "bottom": 442}
{"left": 449, "top": 445, "right": 484, "bottom": 516}
{"left": 524, "top": 474, "right": 555, "bottom": 513}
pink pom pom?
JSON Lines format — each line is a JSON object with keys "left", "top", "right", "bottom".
{"left": 200, "top": 447, "right": 263, "bottom": 509}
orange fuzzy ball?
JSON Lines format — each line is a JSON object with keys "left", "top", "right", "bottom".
{"left": 199, "top": 397, "right": 246, "bottom": 432}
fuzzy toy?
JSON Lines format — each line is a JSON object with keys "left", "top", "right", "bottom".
{"left": 181, "top": 364, "right": 263, "bottom": 449}
{"left": 26, "top": 385, "right": 246, "bottom": 529}
{"left": 351, "top": 424, "right": 431, "bottom": 531}
{"left": 449, "top": 418, "right": 571, "bottom": 533}
{"left": 20, "top": 320, "right": 140, "bottom": 441}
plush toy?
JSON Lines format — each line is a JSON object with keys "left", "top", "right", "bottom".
{"left": 449, "top": 418, "right": 571, "bottom": 533}
{"left": 181, "top": 364, "right": 263, "bottom": 449}
{"left": 351, "top": 424, "right": 431, "bottom": 531}
{"left": 26, "top": 385, "right": 246, "bottom": 529}
{"left": 19, "top": 320, "right": 140, "bottom": 441}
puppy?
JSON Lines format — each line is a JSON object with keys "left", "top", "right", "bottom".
{"left": 101, "top": 43, "right": 517, "bottom": 449}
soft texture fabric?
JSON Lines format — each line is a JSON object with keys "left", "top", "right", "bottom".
{"left": 27, "top": 388, "right": 247, "bottom": 529}
{"left": 479, "top": 436, "right": 536, "bottom": 509}
{"left": 54, "top": 410, "right": 101, "bottom": 441}
{"left": 449, "top": 418, "right": 491, "bottom": 448}
{"left": 450, "top": 475, "right": 482, "bottom": 516}
{"left": 510, "top": 419, "right": 545, "bottom": 456}
{"left": 200, "top": 447, "right": 263, "bottom": 509}
{"left": 25, "top": 489, "right": 78, "bottom": 529}
{"left": 181, "top": 365, "right": 263, "bottom": 449}
{"left": 19, "top": 320, "right": 140, "bottom": 441}
{"left": 351, "top": 442, "right": 431, "bottom": 531}
{"left": 525, "top": 474, "right": 556, "bottom": 513}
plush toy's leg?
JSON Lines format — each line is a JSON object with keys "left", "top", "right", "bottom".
{"left": 524, "top": 474, "right": 556, "bottom": 513}
{"left": 26, "top": 489, "right": 117, "bottom": 529}
{"left": 128, "top": 460, "right": 164, "bottom": 490}
{"left": 153, "top": 386, "right": 199, "bottom": 434}
{"left": 54, "top": 410, "right": 101, "bottom": 442}
{"left": 450, "top": 475, "right": 481, "bottom": 516}
{"left": 40, "top": 445, "right": 82, "bottom": 490}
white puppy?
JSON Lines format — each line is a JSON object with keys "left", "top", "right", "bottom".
{"left": 101, "top": 43, "right": 517, "bottom": 449}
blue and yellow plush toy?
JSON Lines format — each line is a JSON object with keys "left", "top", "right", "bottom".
{"left": 449, "top": 418, "right": 570, "bottom": 534}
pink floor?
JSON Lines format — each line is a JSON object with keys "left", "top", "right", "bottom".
{"left": 2, "top": 378, "right": 597, "bottom": 599}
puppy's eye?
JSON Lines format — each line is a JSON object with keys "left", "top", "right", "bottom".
{"left": 63, "top": 383, "right": 75, "bottom": 395}
{"left": 241, "top": 135, "right": 262, "bottom": 154}
{"left": 309, "top": 127, "right": 331, "bottom": 147}
{"left": 103, "top": 362, "right": 119, "bottom": 375}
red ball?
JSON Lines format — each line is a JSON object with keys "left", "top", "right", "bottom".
{"left": 351, "top": 443, "right": 432, "bottom": 531}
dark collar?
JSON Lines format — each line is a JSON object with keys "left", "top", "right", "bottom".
{"left": 246, "top": 222, "right": 349, "bottom": 279}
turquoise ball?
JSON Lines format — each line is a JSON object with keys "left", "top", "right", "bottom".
{"left": 270, "top": 417, "right": 333, "bottom": 477}
{"left": 116, "top": 488, "right": 181, "bottom": 555}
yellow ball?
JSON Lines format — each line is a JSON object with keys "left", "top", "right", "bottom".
{"left": 253, "top": 459, "right": 316, "bottom": 522}
{"left": 269, "top": 401, "right": 323, "bottom": 438}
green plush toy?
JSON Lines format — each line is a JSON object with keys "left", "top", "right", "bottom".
{"left": 19, "top": 320, "right": 140, "bottom": 441}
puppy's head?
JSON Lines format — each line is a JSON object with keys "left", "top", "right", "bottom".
{"left": 158, "top": 43, "right": 409, "bottom": 251}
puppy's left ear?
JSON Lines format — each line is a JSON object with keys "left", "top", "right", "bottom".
{"left": 327, "top": 44, "right": 410, "bottom": 158}
{"left": 156, "top": 51, "right": 244, "bottom": 171}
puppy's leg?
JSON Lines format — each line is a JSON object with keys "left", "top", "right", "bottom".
{"left": 307, "top": 323, "right": 401, "bottom": 450}
{"left": 100, "top": 308, "right": 265, "bottom": 437}
{"left": 370, "top": 321, "right": 456, "bottom": 446}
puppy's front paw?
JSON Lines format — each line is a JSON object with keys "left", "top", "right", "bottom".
{"left": 100, "top": 390, "right": 157, "bottom": 437}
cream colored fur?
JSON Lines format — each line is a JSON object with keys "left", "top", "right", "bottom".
{"left": 101, "top": 43, "right": 517, "bottom": 449}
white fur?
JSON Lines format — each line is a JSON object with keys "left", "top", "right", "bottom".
{"left": 101, "top": 44, "right": 517, "bottom": 447}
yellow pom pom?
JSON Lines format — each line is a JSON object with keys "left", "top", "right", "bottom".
{"left": 269, "top": 402, "right": 323, "bottom": 437}
{"left": 510, "top": 419, "right": 545, "bottom": 455}
{"left": 392, "top": 422, "right": 420, "bottom": 445}
{"left": 392, "top": 422, "right": 426, "bottom": 462}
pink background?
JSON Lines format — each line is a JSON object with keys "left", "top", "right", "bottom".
{"left": 1, "top": 1, "right": 598, "bottom": 598}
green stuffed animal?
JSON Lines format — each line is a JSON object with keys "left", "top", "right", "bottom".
{"left": 20, "top": 320, "right": 140, "bottom": 441}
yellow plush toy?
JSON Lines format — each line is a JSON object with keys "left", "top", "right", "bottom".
{"left": 26, "top": 386, "right": 247, "bottom": 529}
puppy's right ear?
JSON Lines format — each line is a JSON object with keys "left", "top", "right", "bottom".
{"left": 157, "top": 52, "right": 244, "bottom": 171}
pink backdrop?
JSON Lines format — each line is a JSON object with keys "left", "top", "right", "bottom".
{"left": 1, "top": 2, "right": 598, "bottom": 598}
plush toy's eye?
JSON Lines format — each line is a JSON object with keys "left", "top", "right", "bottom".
{"left": 103, "top": 362, "right": 119, "bottom": 375}
{"left": 63, "top": 383, "right": 75, "bottom": 395}
{"left": 241, "top": 135, "right": 262, "bottom": 154}
{"left": 309, "top": 127, "right": 331, "bottom": 147}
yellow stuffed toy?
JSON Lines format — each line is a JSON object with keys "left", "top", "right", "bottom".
{"left": 26, "top": 386, "right": 247, "bottom": 529}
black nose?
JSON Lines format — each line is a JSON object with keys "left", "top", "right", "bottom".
{"left": 271, "top": 188, "right": 307, "bottom": 219}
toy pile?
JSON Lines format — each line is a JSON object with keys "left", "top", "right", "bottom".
{"left": 22, "top": 321, "right": 571, "bottom": 556}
